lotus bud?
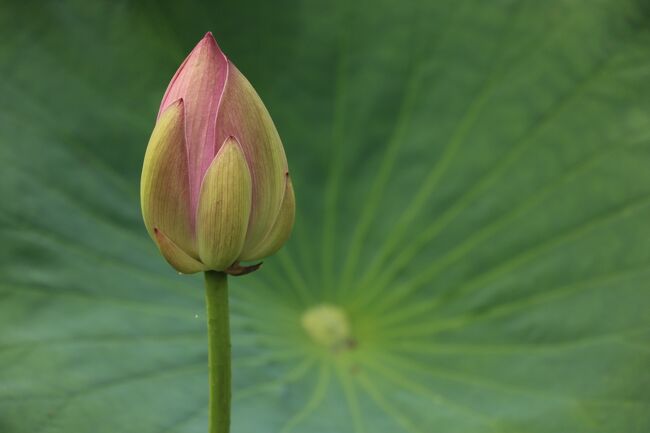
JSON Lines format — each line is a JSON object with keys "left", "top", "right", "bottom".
{"left": 140, "top": 32, "right": 295, "bottom": 275}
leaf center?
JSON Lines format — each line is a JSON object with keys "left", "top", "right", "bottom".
{"left": 301, "top": 304, "right": 355, "bottom": 352}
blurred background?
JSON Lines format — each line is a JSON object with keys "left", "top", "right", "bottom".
{"left": 1, "top": 0, "right": 649, "bottom": 432}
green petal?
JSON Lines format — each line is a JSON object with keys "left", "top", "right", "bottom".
{"left": 140, "top": 99, "right": 196, "bottom": 257}
{"left": 241, "top": 174, "right": 295, "bottom": 261}
{"left": 196, "top": 137, "right": 252, "bottom": 271}
{"left": 153, "top": 227, "right": 205, "bottom": 274}
{"left": 216, "top": 66, "right": 288, "bottom": 253}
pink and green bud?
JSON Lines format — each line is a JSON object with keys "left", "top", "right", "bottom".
{"left": 140, "top": 33, "right": 295, "bottom": 274}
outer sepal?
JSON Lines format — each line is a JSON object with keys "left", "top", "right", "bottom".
{"left": 140, "top": 99, "right": 196, "bottom": 257}
{"left": 241, "top": 174, "right": 295, "bottom": 261}
{"left": 215, "top": 65, "right": 288, "bottom": 254}
{"left": 196, "top": 137, "right": 252, "bottom": 271}
{"left": 225, "top": 261, "right": 263, "bottom": 276}
{"left": 153, "top": 228, "right": 205, "bottom": 274}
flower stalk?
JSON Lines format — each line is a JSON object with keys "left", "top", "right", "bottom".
{"left": 204, "top": 271, "right": 231, "bottom": 433}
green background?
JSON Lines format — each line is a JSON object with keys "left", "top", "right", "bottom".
{"left": 1, "top": 0, "right": 650, "bottom": 432}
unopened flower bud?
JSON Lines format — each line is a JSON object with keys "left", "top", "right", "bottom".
{"left": 141, "top": 33, "right": 294, "bottom": 274}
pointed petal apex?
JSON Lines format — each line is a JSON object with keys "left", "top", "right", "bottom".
{"left": 241, "top": 174, "right": 295, "bottom": 261}
{"left": 141, "top": 100, "right": 196, "bottom": 256}
{"left": 154, "top": 228, "right": 205, "bottom": 274}
{"left": 196, "top": 137, "right": 252, "bottom": 271}
{"left": 202, "top": 32, "right": 217, "bottom": 45}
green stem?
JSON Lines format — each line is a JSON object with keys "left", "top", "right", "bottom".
{"left": 204, "top": 271, "right": 231, "bottom": 433}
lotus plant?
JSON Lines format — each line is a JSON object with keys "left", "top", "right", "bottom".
{"left": 140, "top": 32, "right": 294, "bottom": 433}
